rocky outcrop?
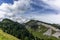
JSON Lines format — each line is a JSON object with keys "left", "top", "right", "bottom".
{"left": 52, "top": 32, "right": 60, "bottom": 38}
{"left": 43, "top": 28, "right": 52, "bottom": 36}
{"left": 41, "top": 23, "right": 60, "bottom": 38}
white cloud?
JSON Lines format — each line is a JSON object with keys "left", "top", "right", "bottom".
{"left": 42, "top": 0, "right": 60, "bottom": 11}
{"left": 0, "top": 0, "right": 31, "bottom": 23}
{"left": 29, "top": 14, "right": 60, "bottom": 24}
{"left": 0, "top": 0, "right": 60, "bottom": 24}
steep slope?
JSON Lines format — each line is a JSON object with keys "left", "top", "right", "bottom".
{"left": 0, "top": 29, "right": 19, "bottom": 40}
{"left": 0, "top": 19, "right": 35, "bottom": 40}
{"left": 25, "top": 20, "right": 60, "bottom": 40}
{"left": 0, "top": 19, "right": 60, "bottom": 40}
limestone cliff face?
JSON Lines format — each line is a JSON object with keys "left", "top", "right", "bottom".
{"left": 43, "top": 29, "right": 52, "bottom": 36}
{"left": 26, "top": 20, "right": 60, "bottom": 38}
{"left": 41, "top": 23, "right": 60, "bottom": 38}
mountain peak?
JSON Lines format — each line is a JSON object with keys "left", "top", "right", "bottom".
{"left": 2, "top": 18, "right": 14, "bottom": 23}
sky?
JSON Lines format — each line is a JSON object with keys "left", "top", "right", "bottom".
{"left": 0, "top": 0, "right": 60, "bottom": 24}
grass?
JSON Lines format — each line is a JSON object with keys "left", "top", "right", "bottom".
{"left": 26, "top": 25, "right": 59, "bottom": 40}
{"left": 39, "top": 25, "right": 48, "bottom": 33}
{"left": 0, "top": 29, "right": 19, "bottom": 40}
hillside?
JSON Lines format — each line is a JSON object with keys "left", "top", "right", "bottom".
{"left": 0, "top": 19, "right": 35, "bottom": 40}
{"left": 0, "top": 19, "right": 60, "bottom": 40}
{"left": 0, "top": 29, "right": 19, "bottom": 40}
{"left": 25, "top": 20, "right": 60, "bottom": 40}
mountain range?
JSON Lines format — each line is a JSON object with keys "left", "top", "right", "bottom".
{"left": 0, "top": 19, "right": 60, "bottom": 40}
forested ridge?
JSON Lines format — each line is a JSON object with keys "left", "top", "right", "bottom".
{"left": 0, "top": 19, "right": 59, "bottom": 40}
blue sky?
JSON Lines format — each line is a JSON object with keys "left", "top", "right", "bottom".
{"left": 0, "top": 0, "right": 60, "bottom": 24}
{"left": 0, "top": 0, "right": 14, "bottom": 5}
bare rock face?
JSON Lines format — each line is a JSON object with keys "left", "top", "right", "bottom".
{"left": 41, "top": 23, "right": 60, "bottom": 38}
{"left": 52, "top": 32, "right": 60, "bottom": 38}
{"left": 43, "top": 28, "right": 52, "bottom": 36}
{"left": 26, "top": 20, "right": 60, "bottom": 38}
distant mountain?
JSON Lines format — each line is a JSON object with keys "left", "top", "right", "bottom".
{"left": 0, "top": 19, "right": 60, "bottom": 40}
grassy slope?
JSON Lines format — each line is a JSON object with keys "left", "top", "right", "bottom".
{"left": 26, "top": 25, "right": 59, "bottom": 40}
{"left": 0, "top": 29, "right": 19, "bottom": 40}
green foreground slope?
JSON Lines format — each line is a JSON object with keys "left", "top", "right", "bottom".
{"left": 0, "top": 29, "right": 19, "bottom": 40}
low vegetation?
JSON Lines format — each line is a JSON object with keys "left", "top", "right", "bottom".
{"left": 0, "top": 29, "right": 19, "bottom": 40}
{"left": 0, "top": 19, "right": 59, "bottom": 40}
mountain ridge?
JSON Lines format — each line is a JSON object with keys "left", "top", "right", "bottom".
{"left": 0, "top": 18, "right": 60, "bottom": 40}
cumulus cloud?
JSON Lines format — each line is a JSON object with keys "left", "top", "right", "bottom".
{"left": 42, "top": 0, "right": 60, "bottom": 11}
{"left": 24, "top": 13, "right": 60, "bottom": 24}
{"left": 0, "top": 0, "right": 31, "bottom": 23}
{"left": 31, "top": 14, "right": 60, "bottom": 24}
{"left": 0, "top": 0, "right": 60, "bottom": 24}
